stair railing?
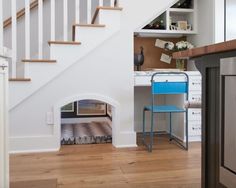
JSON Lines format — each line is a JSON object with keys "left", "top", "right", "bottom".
{"left": 1, "top": 0, "right": 117, "bottom": 79}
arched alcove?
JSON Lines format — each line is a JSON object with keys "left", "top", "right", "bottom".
{"left": 53, "top": 93, "right": 120, "bottom": 149}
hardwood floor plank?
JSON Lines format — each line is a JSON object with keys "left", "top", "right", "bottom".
{"left": 10, "top": 135, "right": 201, "bottom": 188}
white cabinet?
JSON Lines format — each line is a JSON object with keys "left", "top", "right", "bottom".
{"left": 188, "top": 73, "right": 202, "bottom": 141}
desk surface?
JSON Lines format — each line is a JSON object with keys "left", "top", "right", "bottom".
{"left": 134, "top": 71, "right": 201, "bottom": 87}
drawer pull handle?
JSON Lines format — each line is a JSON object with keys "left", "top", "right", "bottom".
{"left": 192, "top": 112, "right": 201, "bottom": 115}
{"left": 192, "top": 82, "right": 201, "bottom": 85}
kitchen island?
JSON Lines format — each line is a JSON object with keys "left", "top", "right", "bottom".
{"left": 173, "top": 39, "right": 236, "bottom": 188}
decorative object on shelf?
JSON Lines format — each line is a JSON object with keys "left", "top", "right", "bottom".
{"left": 156, "top": 39, "right": 194, "bottom": 70}
{"left": 143, "top": 20, "right": 165, "bottom": 30}
{"left": 170, "top": 23, "right": 192, "bottom": 31}
{"left": 160, "top": 53, "right": 172, "bottom": 64}
{"left": 174, "top": 41, "right": 194, "bottom": 69}
{"left": 177, "top": 21, "right": 188, "bottom": 30}
{"left": 143, "top": 13, "right": 166, "bottom": 30}
{"left": 172, "top": 0, "right": 192, "bottom": 9}
{"left": 176, "top": 59, "right": 185, "bottom": 70}
{"left": 134, "top": 46, "right": 144, "bottom": 71}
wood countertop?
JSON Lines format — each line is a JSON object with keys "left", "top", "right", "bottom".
{"left": 173, "top": 39, "right": 236, "bottom": 59}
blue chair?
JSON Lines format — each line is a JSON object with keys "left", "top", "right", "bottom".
{"left": 142, "top": 72, "right": 189, "bottom": 152}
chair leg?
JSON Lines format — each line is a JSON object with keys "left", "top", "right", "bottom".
{"left": 142, "top": 109, "right": 146, "bottom": 143}
{"left": 169, "top": 112, "right": 172, "bottom": 141}
{"left": 149, "top": 111, "right": 154, "bottom": 152}
{"left": 185, "top": 110, "right": 189, "bottom": 150}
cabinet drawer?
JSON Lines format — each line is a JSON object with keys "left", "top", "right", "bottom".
{"left": 189, "top": 77, "right": 202, "bottom": 91}
{"left": 188, "top": 121, "right": 201, "bottom": 136}
{"left": 188, "top": 109, "right": 201, "bottom": 120}
{"left": 189, "top": 92, "right": 201, "bottom": 102}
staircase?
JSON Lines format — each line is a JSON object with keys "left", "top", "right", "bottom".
{"left": 0, "top": 0, "right": 177, "bottom": 152}
{"left": 0, "top": 0, "right": 122, "bottom": 109}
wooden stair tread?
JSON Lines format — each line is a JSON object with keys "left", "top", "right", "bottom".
{"left": 48, "top": 41, "right": 81, "bottom": 45}
{"left": 22, "top": 59, "right": 57, "bottom": 63}
{"left": 97, "top": 6, "right": 123, "bottom": 11}
{"left": 74, "top": 24, "right": 106, "bottom": 27}
{"left": 92, "top": 6, "right": 123, "bottom": 24}
{"left": 9, "top": 78, "right": 31, "bottom": 82}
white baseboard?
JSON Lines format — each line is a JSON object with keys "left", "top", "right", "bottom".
{"left": 10, "top": 135, "right": 59, "bottom": 154}
{"left": 188, "top": 135, "right": 201, "bottom": 142}
{"left": 10, "top": 148, "right": 59, "bottom": 154}
{"left": 116, "top": 144, "right": 137, "bottom": 148}
{"left": 10, "top": 130, "right": 137, "bottom": 153}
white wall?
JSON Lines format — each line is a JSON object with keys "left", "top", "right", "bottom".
{"left": 188, "top": 0, "right": 225, "bottom": 47}
{"left": 9, "top": 0, "right": 176, "bottom": 152}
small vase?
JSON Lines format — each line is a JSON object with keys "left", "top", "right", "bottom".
{"left": 176, "top": 59, "right": 185, "bottom": 70}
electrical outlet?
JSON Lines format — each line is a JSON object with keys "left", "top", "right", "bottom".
{"left": 46, "top": 112, "right": 54, "bottom": 125}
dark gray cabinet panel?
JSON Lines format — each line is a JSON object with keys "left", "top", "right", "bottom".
{"left": 220, "top": 58, "right": 236, "bottom": 188}
{"left": 194, "top": 51, "right": 236, "bottom": 188}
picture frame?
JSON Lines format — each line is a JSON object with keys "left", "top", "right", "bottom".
{"left": 177, "top": 21, "right": 188, "bottom": 30}
{"left": 61, "top": 103, "right": 74, "bottom": 112}
{"left": 77, "top": 100, "right": 106, "bottom": 116}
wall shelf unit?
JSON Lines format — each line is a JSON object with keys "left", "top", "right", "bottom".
{"left": 135, "top": 0, "right": 197, "bottom": 37}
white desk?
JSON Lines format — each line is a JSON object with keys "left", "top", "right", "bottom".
{"left": 134, "top": 71, "right": 202, "bottom": 142}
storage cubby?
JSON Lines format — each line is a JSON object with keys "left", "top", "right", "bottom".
{"left": 138, "top": 0, "right": 197, "bottom": 36}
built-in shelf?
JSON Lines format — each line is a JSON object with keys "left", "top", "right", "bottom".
{"left": 136, "top": 0, "right": 197, "bottom": 37}
{"left": 169, "top": 8, "right": 194, "bottom": 13}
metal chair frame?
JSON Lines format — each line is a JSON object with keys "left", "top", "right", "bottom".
{"left": 142, "top": 72, "right": 189, "bottom": 152}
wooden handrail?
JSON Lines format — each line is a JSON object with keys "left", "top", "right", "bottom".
{"left": 3, "top": 0, "right": 40, "bottom": 28}
{"left": 4, "top": 3, "right": 122, "bottom": 28}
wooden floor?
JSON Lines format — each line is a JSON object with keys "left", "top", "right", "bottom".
{"left": 10, "top": 135, "right": 201, "bottom": 188}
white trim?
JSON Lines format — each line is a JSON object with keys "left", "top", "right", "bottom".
{"left": 50, "top": 0, "right": 55, "bottom": 41}
{"left": 87, "top": 0, "right": 91, "bottom": 23}
{"left": 75, "top": 0, "right": 80, "bottom": 24}
{"left": 116, "top": 144, "right": 137, "bottom": 148}
{"left": 11, "top": 0, "right": 17, "bottom": 78}
{"left": 0, "top": 58, "right": 9, "bottom": 188}
{"left": 63, "top": 0, "right": 68, "bottom": 41}
{"left": 25, "top": 0, "right": 30, "bottom": 59}
{"left": 38, "top": 0, "right": 43, "bottom": 59}
{"left": 53, "top": 93, "right": 121, "bottom": 148}
{"left": 99, "top": 0, "right": 103, "bottom": 7}
{"left": 10, "top": 135, "right": 59, "bottom": 153}
{"left": 9, "top": 148, "right": 59, "bottom": 154}
{"left": 0, "top": 0, "right": 3, "bottom": 50}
